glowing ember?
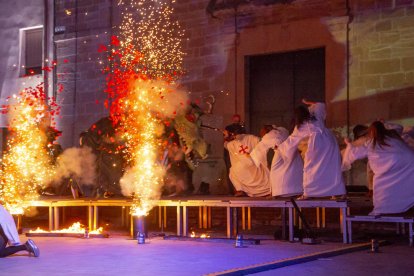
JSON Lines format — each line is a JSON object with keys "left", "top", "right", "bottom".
{"left": 190, "top": 231, "right": 210, "bottom": 239}
{"left": 30, "top": 222, "right": 103, "bottom": 234}
{"left": 0, "top": 83, "right": 60, "bottom": 213}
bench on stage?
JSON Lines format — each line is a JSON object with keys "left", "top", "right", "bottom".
{"left": 23, "top": 196, "right": 356, "bottom": 243}
{"left": 346, "top": 215, "right": 414, "bottom": 246}
{"left": 286, "top": 199, "right": 349, "bottom": 244}
{"left": 177, "top": 198, "right": 289, "bottom": 238}
{"left": 26, "top": 197, "right": 181, "bottom": 237}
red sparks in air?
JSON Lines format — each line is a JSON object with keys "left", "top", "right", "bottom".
{"left": 2, "top": 82, "right": 61, "bottom": 127}
{"left": 3, "top": 63, "right": 64, "bottom": 128}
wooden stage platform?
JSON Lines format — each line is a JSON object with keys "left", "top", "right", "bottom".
{"left": 23, "top": 195, "right": 374, "bottom": 244}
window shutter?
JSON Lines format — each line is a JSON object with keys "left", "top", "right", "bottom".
{"left": 25, "top": 28, "right": 43, "bottom": 74}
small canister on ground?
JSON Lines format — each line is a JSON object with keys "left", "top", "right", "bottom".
{"left": 138, "top": 232, "right": 145, "bottom": 244}
{"left": 84, "top": 227, "right": 89, "bottom": 239}
{"left": 235, "top": 234, "right": 243, "bottom": 248}
{"left": 370, "top": 239, "right": 379, "bottom": 253}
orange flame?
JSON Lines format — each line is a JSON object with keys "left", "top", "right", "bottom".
{"left": 29, "top": 222, "right": 103, "bottom": 234}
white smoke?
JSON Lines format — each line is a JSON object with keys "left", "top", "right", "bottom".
{"left": 129, "top": 78, "right": 189, "bottom": 117}
{"left": 52, "top": 146, "right": 97, "bottom": 185}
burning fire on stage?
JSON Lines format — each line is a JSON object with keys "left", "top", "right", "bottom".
{"left": 27, "top": 222, "right": 108, "bottom": 238}
{"left": 29, "top": 222, "right": 103, "bottom": 235}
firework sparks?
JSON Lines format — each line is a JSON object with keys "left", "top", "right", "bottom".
{"left": 114, "top": 76, "right": 189, "bottom": 216}
{"left": 0, "top": 83, "right": 60, "bottom": 214}
{"left": 118, "top": 0, "right": 185, "bottom": 79}
{"left": 100, "top": 0, "right": 187, "bottom": 216}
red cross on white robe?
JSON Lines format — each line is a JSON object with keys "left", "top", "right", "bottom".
{"left": 239, "top": 145, "right": 249, "bottom": 154}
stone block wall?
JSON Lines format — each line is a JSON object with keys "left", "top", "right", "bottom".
{"left": 348, "top": 0, "right": 414, "bottom": 126}
{"left": 54, "top": 0, "right": 113, "bottom": 148}
{"left": 50, "top": 0, "right": 414, "bottom": 189}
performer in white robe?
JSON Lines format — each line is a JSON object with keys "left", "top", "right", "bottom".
{"left": 278, "top": 101, "right": 346, "bottom": 198}
{"left": 342, "top": 121, "right": 414, "bottom": 215}
{"left": 251, "top": 127, "right": 303, "bottom": 197}
{"left": 225, "top": 134, "right": 270, "bottom": 197}
{"left": 0, "top": 204, "right": 40, "bottom": 257}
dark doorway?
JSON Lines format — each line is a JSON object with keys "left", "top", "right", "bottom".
{"left": 246, "top": 48, "right": 325, "bottom": 135}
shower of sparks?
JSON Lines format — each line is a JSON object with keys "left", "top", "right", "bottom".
{"left": 118, "top": 0, "right": 185, "bottom": 79}
{"left": 0, "top": 83, "right": 60, "bottom": 214}
{"left": 100, "top": 0, "right": 187, "bottom": 216}
{"left": 103, "top": 42, "right": 188, "bottom": 216}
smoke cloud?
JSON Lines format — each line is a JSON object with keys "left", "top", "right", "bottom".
{"left": 52, "top": 146, "right": 97, "bottom": 186}
{"left": 129, "top": 78, "right": 189, "bottom": 118}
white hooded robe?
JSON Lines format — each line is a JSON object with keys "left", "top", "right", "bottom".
{"left": 226, "top": 134, "right": 270, "bottom": 197}
{"left": 0, "top": 205, "right": 21, "bottom": 246}
{"left": 250, "top": 128, "right": 303, "bottom": 197}
{"left": 343, "top": 138, "right": 414, "bottom": 215}
{"left": 278, "top": 103, "right": 346, "bottom": 197}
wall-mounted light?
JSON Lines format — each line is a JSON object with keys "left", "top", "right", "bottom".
{"left": 54, "top": 26, "right": 66, "bottom": 35}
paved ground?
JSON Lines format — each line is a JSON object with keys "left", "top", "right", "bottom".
{"left": 257, "top": 242, "right": 414, "bottom": 276}
{"left": 1, "top": 234, "right": 412, "bottom": 275}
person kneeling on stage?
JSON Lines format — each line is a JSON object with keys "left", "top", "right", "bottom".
{"left": 0, "top": 204, "right": 40, "bottom": 258}
{"left": 342, "top": 121, "right": 414, "bottom": 215}
{"left": 224, "top": 125, "right": 270, "bottom": 197}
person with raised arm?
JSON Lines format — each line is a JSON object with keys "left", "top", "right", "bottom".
{"left": 277, "top": 99, "right": 346, "bottom": 199}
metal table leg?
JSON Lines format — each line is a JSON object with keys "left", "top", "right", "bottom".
{"left": 176, "top": 206, "right": 182, "bottom": 236}
{"left": 88, "top": 206, "right": 93, "bottom": 231}
{"left": 226, "top": 207, "right": 233, "bottom": 238}
{"left": 183, "top": 206, "right": 188, "bottom": 236}
{"left": 54, "top": 207, "right": 60, "bottom": 230}
{"left": 288, "top": 207, "right": 294, "bottom": 242}
{"left": 341, "top": 207, "right": 348, "bottom": 244}
{"left": 49, "top": 206, "right": 54, "bottom": 231}
{"left": 93, "top": 206, "right": 98, "bottom": 230}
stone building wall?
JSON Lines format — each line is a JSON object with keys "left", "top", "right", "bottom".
{"left": 51, "top": 0, "right": 414, "bottom": 191}
{"left": 54, "top": 0, "right": 113, "bottom": 148}
{"left": 348, "top": 0, "right": 414, "bottom": 126}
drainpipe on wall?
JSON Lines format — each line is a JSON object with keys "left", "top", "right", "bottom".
{"left": 52, "top": 0, "right": 58, "bottom": 101}
{"left": 44, "top": 0, "right": 49, "bottom": 99}
{"left": 234, "top": 6, "right": 239, "bottom": 115}
{"left": 72, "top": 0, "right": 79, "bottom": 146}
{"left": 346, "top": 0, "right": 351, "bottom": 137}
{"left": 44, "top": 0, "right": 56, "bottom": 106}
